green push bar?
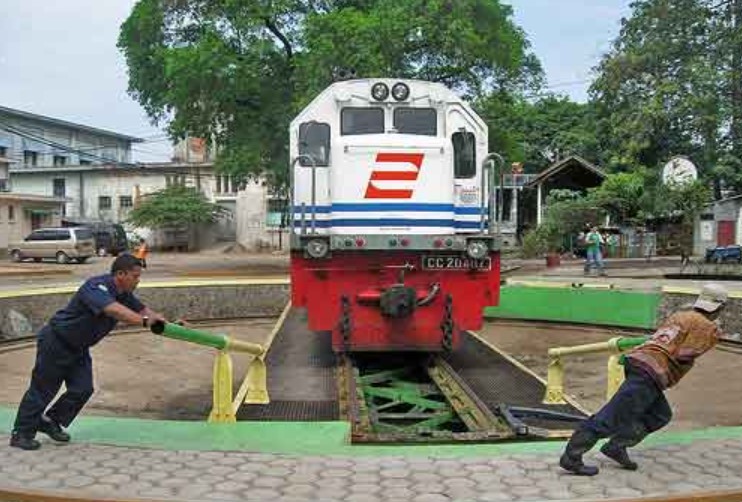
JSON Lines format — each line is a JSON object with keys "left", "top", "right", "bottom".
{"left": 150, "top": 321, "right": 265, "bottom": 356}
{"left": 616, "top": 336, "right": 649, "bottom": 352}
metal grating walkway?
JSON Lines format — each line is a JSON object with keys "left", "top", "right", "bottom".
{"left": 237, "top": 308, "right": 339, "bottom": 421}
{"left": 444, "top": 331, "right": 586, "bottom": 430}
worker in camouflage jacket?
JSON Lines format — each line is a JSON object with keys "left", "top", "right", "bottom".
{"left": 559, "top": 283, "right": 728, "bottom": 476}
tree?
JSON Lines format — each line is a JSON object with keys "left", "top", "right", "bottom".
{"left": 590, "top": 0, "right": 742, "bottom": 195}
{"left": 118, "top": 0, "right": 544, "bottom": 189}
{"left": 589, "top": 171, "right": 645, "bottom": 225}
{"left": 477, "top": 93, "right": 600, "bottom": 173}
{"left": 127, "top": 184, "right": 228, "bottom": 229}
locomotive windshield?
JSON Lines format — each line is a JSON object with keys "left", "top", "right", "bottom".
{"left": 341, "top": 108, "right": 384, "bottom": 135}
{"left": 393, "top": 108, "right": 437, "bottom": 136}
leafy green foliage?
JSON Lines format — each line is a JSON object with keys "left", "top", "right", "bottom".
{"left": 589, "top": 171, "right": 646, "bottom": 225}
{"left": 118, "top": 0, "right": 543, "bottom": 189}
{"left": 521, "top": 191, "right": 604, "bottom": 257}
{"left": 590, "top": 0, "right": 742, "bottom": 193}
{"left": 126, "top": 185, "right": 228, "bottom": 228}
{"left": 477, "top": 94, "right": 600, "bottom": 172}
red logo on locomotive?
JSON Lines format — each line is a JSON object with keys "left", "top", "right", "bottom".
{"left": 364, "top": 153, "right": 424, "bottom": 199}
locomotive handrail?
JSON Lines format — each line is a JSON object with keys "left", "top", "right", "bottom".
{"left": 291, "top": 154, "right": 318, "bottom": 234}
{"left": 481, "top": 152, "right": 506, "bottom": 236}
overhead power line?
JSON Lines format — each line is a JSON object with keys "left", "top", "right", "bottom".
{"left": 0, "top": 121, "right": 226, "bottom": 181}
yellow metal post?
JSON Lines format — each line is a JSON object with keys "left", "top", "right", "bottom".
{"left": 606, "top": 354, "right": 625, "bottom": 401}
{"left": 245, "top": 356, "right": 269, "bottom": 404}
{"left": 208, "top": 351, "right": 237, "bottom": 423}
{"left": 543, "top": 355, "right": 566, "bottom": 404}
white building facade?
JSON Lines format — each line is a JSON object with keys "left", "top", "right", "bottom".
{"left": 1, "top": 106, "right": 286, "bottom": 251}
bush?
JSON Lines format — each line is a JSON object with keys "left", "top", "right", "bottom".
{"left": 521, "top": 221, "right": 562, "bottom": 258}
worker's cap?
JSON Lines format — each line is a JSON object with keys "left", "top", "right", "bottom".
{"left": 693, "top": 283, "right": 729, "bottom": 313}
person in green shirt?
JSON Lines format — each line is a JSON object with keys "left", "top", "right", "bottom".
{"left": 584, "top": 226, "right": 606, "bottom": 276}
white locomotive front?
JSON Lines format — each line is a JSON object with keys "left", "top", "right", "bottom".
{"left": 291, "top": 79, "right": 494, "bottom": 242}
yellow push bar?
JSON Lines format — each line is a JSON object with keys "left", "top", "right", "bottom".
{"left": 544, "top": 336, "right": 647, "bottom": 405}
{"left": 151, "top": 321, "right": 269, "bottom": 423}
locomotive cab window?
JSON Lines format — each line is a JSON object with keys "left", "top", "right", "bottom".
{"left": 341, "top": 108, "right": 384, "bottom": 135}
{"left": 453, "top": 131, "right": 476, "bottom": 178}
{"left": 298, "top": 122, "right": 330, "bottom": 166}
{"left": 393, "top": 108, "right": 437, "bottom": 135}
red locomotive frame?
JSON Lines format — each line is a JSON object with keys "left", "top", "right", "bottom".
{"left": 291, "top": 250, "right": 500, "bottom": 352}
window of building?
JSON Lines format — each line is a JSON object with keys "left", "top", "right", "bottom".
{"left": 8, "top": 205, "right": 15, "bottom": 221}
{"left": 166, "top": 175, "right": 186, "bottom": 187}
{"left": 120, "top": 195, "right": 133, "bottom": 208}
{"left": 53, "top": 155, "right": 67, "bottom": 166}
{"left": 341, "top": 108, "right": 384, "bottom": 135}
{"left": 99, "top": 196, "right": 112, "bottom": 210}
{"left": 79, "top": 159, "right": 92, "bottom": 166}
{"left": 0, "top": 146, "right": 7, "bottom": 158}
{"left": 452, "top": 131, "right": 476, "bottom": 179}
{"left": 393, "top": 108, "right": 437, "bottom": 136}
{"left": 53, "top": 178, "right": 66, "bottom": 198}
{"left": 216, "top": 175, "right": 237, "bottom": 194}
{"left": 24, "top": 151, "right": 38, "bottom": 166}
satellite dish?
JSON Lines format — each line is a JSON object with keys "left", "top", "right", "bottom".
{"left": 662, "top": 156, "right": 698, "bottom": 186}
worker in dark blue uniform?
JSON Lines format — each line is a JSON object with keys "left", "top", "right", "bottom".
{"left": 10, "top": 254, "right": 166, "bottom": 450}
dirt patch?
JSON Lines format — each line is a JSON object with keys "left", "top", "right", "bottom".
{"left": 0, "top": 319, "right": 277, "bottom": 420}
{"left": 477, "top": 320, "right": 742, "bottom": 431}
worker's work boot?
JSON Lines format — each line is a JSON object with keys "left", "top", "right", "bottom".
{"left": 600, "top": 442, "right": 638, "bottom": 470}
{"left": 38, "top": 415, "right": 71, "bottom": 443}
{"left": 600, "top": 426, "right": 646, "bottom": 471}
{"left": 9, "top": 432, "right": 41, "bottom": 451}
{"left": 559, "top": 429, "right": 600, "bottom": 476}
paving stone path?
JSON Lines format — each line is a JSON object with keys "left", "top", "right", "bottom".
{"left": 2, "top": 435, "right": 742, "bottom": 501}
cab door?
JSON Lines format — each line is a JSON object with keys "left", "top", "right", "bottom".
{"left": 447, "top": 106, "right": 487, "bottom": 233}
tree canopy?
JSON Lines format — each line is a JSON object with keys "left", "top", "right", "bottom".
{"left": 478, "top": 94, "right": 600, "bottom": 172}
{"left": 590, "top": 0, "right": 742, "bottom": 195}
{"left": 126, "top": 184, "right": 228, "bottom": 228}
{"left": 118, "top": 0, "right": 543, "bottom": 186}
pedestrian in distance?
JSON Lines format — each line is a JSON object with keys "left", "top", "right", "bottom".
{"left": 559, "top": 283, "right": 728, "bottom": 475}
{"left": 10, "top": 254, "right": 167, "bottom": 450}
{"left": 583, "top": 225, "right": 606, "bottom": 276}
{"left": 133, "top": 238, "right": 149, "bottom": 268}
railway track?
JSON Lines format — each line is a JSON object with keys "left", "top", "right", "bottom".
{"left": 336, "top": 352, "right": 583, "bottom": 443}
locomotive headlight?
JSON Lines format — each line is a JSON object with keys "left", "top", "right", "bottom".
{"left": 466, "top": 240, "right": 488, "bottom": 260}
{"left": 371, "top": 82, "right": 389, "bottom": 101}
{"left": 391, "top": 82, "right": 410, "bottom": 101}
{"left": 306, "top": 238, "right": 329, "bottom": 259}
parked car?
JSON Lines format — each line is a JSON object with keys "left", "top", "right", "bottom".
{"left": 704, "top": 245, "right": 742, "bottom": 264}
{"left": 62, "top": 220, "right": 128, "bottom": 256}
{"left": 8, "top": 227, "right": 96, "bottom": 264}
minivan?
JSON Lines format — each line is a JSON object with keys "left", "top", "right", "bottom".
{"left": 62, "top": 220, "right": 128, "bottom": 256}
{"left": 8, "top": 227, "right": 96, "bottom": 264}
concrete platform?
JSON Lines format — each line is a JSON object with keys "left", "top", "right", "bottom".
{"left": 2, "top": 408, "right": 742, "bottom": 502}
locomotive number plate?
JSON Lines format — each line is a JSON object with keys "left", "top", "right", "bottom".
{"left": 422, "top": 256, "right": 492, "bottom": 271}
